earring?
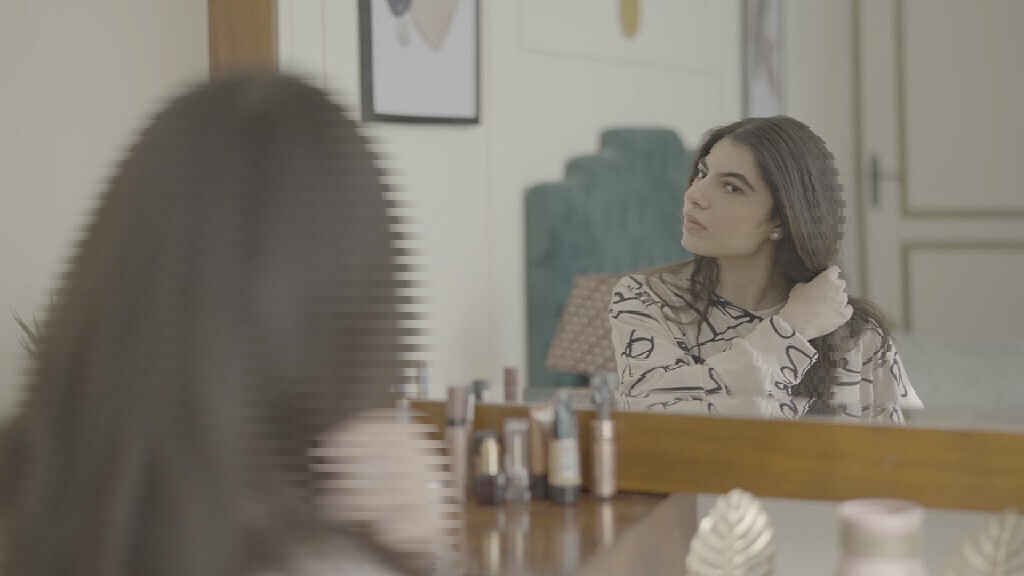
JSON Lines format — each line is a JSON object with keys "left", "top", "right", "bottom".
{"left": 770, "top": 230, "right": 781, "bottom": 241}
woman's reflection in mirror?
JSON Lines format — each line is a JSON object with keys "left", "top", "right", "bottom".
{"left": 609, "top": 116, "right": 923, "bottom": 423}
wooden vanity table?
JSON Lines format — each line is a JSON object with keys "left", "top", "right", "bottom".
{"left": 460, "top": 494, "right": 668, "bottom": 575}
{"left": 410, "top": 399, "right": 1024, "bottom": 575}
{"left": 460, "top": 493, "right": 700, "bottom": 576}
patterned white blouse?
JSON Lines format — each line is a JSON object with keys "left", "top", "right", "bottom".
{"left": 608, "top": 268, "right": 924, "bottom": 423}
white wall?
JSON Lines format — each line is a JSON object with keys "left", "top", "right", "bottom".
{"left": 0, "top": 0, "right": 209, "bottom": 418}
{"left": 277, "top": 0, "right": 741, "bottom": 395}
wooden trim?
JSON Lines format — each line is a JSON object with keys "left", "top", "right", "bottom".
{"left": 208, "top": 0, "right": 278, "bottom": 76}
{"left": 411, "top": 401, "right": 1024, "bottom": 513}
{"left": 901, "top": 241, "right": 1024, "bottom": 330}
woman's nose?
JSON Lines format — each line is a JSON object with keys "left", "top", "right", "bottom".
{"left": 685, "top": 181, "right": 708, "bottom": 207}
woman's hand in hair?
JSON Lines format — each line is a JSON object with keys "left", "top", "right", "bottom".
{"left": 777, "top": 265, "right": 853, "bottom": 340}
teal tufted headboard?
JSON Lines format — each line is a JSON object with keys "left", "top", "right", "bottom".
{"left": 525, "top": 128, "right": 694, "bottom": 389}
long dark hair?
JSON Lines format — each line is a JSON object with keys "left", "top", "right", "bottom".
{"left": 0, "top": 75, "right": 408, "bottom": 575}
{"left": 656, "top": 116, "right": 889, "bottom": 403}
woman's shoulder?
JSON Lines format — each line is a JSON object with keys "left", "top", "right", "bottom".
{"left": 614, "top": 261, "right": 694, "bottom": 299}
{"left": 849, "top": 317, "right": 896, "bottom": 366}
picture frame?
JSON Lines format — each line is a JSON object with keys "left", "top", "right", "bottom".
{"left": 742, "top": 0, "right": 784, "bottom": 118}
{"left": 358, "top": 0, "right": 480, "bottom": 124}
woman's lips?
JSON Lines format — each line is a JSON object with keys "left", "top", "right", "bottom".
{"left": 683, "top": 214, "right": 706, "bottom": 232}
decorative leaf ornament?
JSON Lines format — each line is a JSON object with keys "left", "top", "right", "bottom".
{"left": 686, "top": 489, "right": 776, "bottom": 576}
{"left": 944, "top": 510, "right": 1024, "bottom": 576}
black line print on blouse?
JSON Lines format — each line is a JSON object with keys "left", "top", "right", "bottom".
{"left": 778, "top": 396, "right": 800, "bottom": 419}
{"left": 709, "top": 294, "right": 765, "bottom": 323}
{"left": 705, "top": 366, "right": 727, "bottom": 395}
{"left": 623, "top": 329, "right": 654, "bottom": 360}
{"left": 890, "top": 355, "right": 909, "bottom": 398}
{"left": 769, "top": 315, "right": 797, "bottom": 339}
{"left": 778, "top": 344, "right": 817, "bottom": 386}
{"left": 609, "top": 309, "right": 657, "bottom": 323}
{"left": 622, "top": 358, "right": 704, "bottom": 393}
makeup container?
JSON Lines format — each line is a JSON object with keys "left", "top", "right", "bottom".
{"left": 502, "top": 418, "right": 531, "bottom": 503}
{"left": 394, "top": 381, "right": 414, "bottom": 416}
{"left": 503, "top": 366, "right": 521, "bottom": 403}
{"left": 590, "top": 378, "right": 618, "bottom": 498}
{"left": 464, "top": 389, "right": 477, "bottom": 499}
{"left": 475, "top": 430, "right": 505, "bottom": 506}
{"left": 528, "top": 402, "right": 555, "bottom": 499}
{"left": 445, "top": 385, "right": 470, "bottom": 503}
{"left": 416, "top": 361, "right": 430, "bottom": 399}
{"left": 548, "top": 390, "right": 581, "bottom": 505}
{"left": 471, "top": 379, "right": 490, "bottom": 404}
{"left": 836, "top": 499, "right": 929, "bottom": 576}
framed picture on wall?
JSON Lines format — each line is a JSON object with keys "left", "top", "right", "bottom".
{"left": 743, "top": 0, "right": 783, "bottom": 117}
{"left": 359, "top": 0, "right": 479, "bottom": 124}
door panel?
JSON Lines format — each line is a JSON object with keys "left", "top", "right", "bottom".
{"left": 858, "top": 0, "right": 1024, "bottom": 338}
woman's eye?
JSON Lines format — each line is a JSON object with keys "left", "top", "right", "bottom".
{"left": 696, "top": 168, "right": 707, "bottom": 179}
{"left": 725, "top": 183, "right": 742, "bottom": 194}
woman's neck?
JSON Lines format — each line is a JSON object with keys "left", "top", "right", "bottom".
{"left": 713, "top": 254, "right": 790, "bottom": 312}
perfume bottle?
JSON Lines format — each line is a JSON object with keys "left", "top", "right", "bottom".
{"left": 528, "top": 402, "right": 554, "bottom": 500}
{"left": 475, "top": 430, "right": 505, "bottom": 506}
{"left": 444, "top": 385, "right": 470, "bottom": 503}
{"left": 502, "top": 418, "right": 531, "bottom": 503}
{"left": 548, "top": 390, "right": 581, "bottom": 505}
{"left": 503, "top": 366, "right": 521, "bottom": 403}
{"left": 590, "top": 378, "right": 617, "bottom": 499}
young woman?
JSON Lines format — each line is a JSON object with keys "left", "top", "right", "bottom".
{"left": 0, "top": 75, "right": 456, "bottom": 576}
{"left": 609, "top": 116, "right": 923, "bottom": 423}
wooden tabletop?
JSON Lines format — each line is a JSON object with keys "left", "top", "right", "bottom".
{"left": 459, "top": 493, "right": 666, "bottom": 576}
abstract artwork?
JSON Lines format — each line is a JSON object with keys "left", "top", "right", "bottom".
{"left": 359, "top": 0, "right": 479, "bottom": 123}
{"left": 520, "top": 0, "right": 723, "bottom": 72}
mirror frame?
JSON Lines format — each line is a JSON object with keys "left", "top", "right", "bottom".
{"left": 411, "top": 401, "right": 1024, "bottom": 512}
{"left": 208, "top": 1, "right": 1024, "bottom": 513}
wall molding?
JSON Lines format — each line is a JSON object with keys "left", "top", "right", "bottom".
{"left": 900, "top": 240, "right": 1024, "bottom": 329}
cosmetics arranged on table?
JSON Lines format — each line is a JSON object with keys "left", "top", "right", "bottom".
{"left": 548, "top": 390, "right": 582, "bottom": 505}
{"left": 502, "top": 418, "right": 531, "bottom": 503}
{"left": 445, "top": 385, "right": 471, "bottom": 503}
{"left": 474, "top": 429, "right": 505, "bottom": 506}
{"left": 590, "top": 377, "right": 618, "bottom": 499}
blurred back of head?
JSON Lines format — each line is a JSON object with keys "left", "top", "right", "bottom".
{"left": 0, "top": 74, "right": 406, "bottom": 576}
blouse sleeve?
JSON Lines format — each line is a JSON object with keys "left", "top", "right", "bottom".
{"left": 859, "top": 327, "right": 925, "bottom": 424}
{"left": 608, "top": 275, "right": 819, "bottom": 419}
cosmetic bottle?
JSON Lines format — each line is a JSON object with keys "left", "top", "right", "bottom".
{"left": 416, "top": 361, "right": 430, "bottom": 399}
{"left": 528, "top": 402, "right": 555, "bottom": 499}
{"left": 393, "top": 381, "right": 414, "bottom": 416}
{"left": 590, "top": 379, "right": 617, "bottom": 499}
{"left": 464, "top": 390, "right": 477, "bottom": 499}
{"left": 471, "top": 379, "right": 490, "bottom": 404}
{"left": 502, "top": 418, "right": 531, "bottom": 502}
{"left": 445, "top": 385, "right": 470, "bottom": 503}
{"left": 835, "top": 499, "right": 930, "bottom": 576}
{"left": 475, "top": 430, "right": 505, "bottom": 506}
{"left": 548, "top": 390, "right": 581, "bottom": 505}
{"left": 503, "top": 367, "right": 521, "bottom": 403}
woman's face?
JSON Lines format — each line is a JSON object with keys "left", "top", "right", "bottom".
{"left": 681, "top": 137, "right": 780, "bottom": 260}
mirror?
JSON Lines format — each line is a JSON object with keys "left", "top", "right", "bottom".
{"left": 523, "top": 0, "right": 1024, "bottom": 433}
{"left": 4, "top": 1, "right": 1022, "bottom": 437}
